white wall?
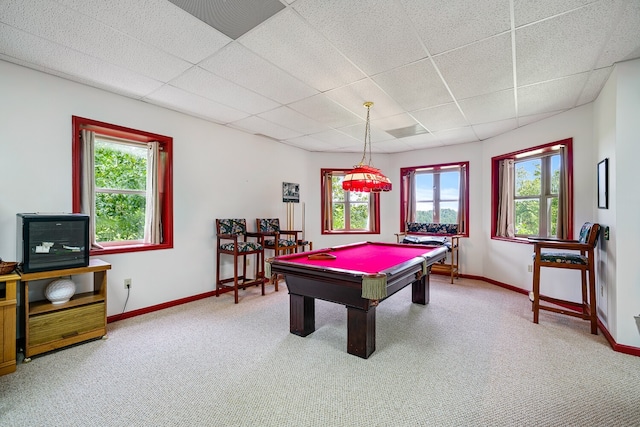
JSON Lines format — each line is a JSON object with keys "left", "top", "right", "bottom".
{"left": 481, "top": 105, "right": 596, "bottom": 297}
{"left": 2, "top": 58, "right": 637, "bottom": 348}
{"left": 595, "top": 58, "right": 640, "bottom": 347}
{"left": 593, "top": 66, "right": 617, "bottom": 330}
{"left": 0, "top": 61, "right": 310, "bottom": 317}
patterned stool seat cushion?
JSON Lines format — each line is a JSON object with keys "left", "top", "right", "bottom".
{"left": 265, "top": 238, "right": 297, "bottom": 247}
{"left": 402, "top": 235, "right": 452, "bottom": 251}
{"left": 537, "top": 252, "right": 588, "bottom": 265}
{"left": 220, "top": 241, "right": 262, "bottom": 252}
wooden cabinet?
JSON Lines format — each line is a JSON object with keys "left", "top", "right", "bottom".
{"left": 20, "top": 259, "right": 111, "bottom": 361}
{"left": 0, "top": 272, "right": 19, "bottom": 375}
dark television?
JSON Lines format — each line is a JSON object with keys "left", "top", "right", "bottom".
{"left": 17, "top": 213, "right": 90, "bottom": 273}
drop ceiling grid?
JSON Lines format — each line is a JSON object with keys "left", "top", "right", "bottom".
{"left": 515, "top": 1, "right": 619, "bottom": 87}
{"left": 199, "top": 43, "right": 319, "bottom": 105}
{"left": 239, "top": 8, "right": 366, "bottom": 92}
{"left": 1, "top": 0, "right": 192, "bottom": 83}
{"left": 372, "top": 59, "right": 453, "bottom": 112}
{"left": 517, "top": 73, "right": 590, "bottom": 117}
{"left": 144, "top": 85, "right": 251, "bottom": 124}
{"left": 258, "top": 106, "right": 330, "bottom": 135}
{"left": 170, "top": 67, "right": 280, "bottom": 115}
{"left": 292, "top": 0, "right": 428, "bottom": 76}
{"left": 0, "top": 24, "right": 165, "bottom": 98}
{"left": 58, "top": 0, "right": 232, "bottom": 64}
{"left": 286, "top": 95, "right": 363, "bottom": 129}
{"left": 399, "top": 0, "right": 512, "bottom": 55}
{"left": 458, "top": 90, "right": 517, "bottom": 125}
{"left": 433, "top": 33, "right": 514, "bottom": 101}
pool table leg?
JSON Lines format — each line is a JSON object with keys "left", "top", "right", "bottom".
{"left": 411, "top": 273, "right": 430, "bottom": 305}
{"left": 290, "top": 294, "right": 315, "bottom": 337}
{"left": 347, "top": 307, "right": 376, "bottom": 359}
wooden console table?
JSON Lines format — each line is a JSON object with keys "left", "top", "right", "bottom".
{"left": 0, "top": 272, "right": 19, "bottom": 375}
{"left": 20, "top": 259, "right": 111, "bottom": 361}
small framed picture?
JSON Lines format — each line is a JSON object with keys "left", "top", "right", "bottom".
{"left": 597, "top": 159, "right": 608, "bottom": 209}
{"left": 283, "top": 182, "right": 300, "bottom": 203}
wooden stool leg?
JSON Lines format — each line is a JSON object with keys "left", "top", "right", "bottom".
{"left": 532, "top": 261, "right": 541, "bottom": 324}
{"left": 588, "top": 266, "right": 598, "bottom": 335}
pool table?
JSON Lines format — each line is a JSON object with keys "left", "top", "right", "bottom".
{"left": 269, "top": 241, "right": 448, "bottom": 358}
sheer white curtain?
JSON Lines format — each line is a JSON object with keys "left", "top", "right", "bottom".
{"left": 403, "top": 170, "right": 416, "bottom": 224}
{"left": 556, "top": 146, "right": 569, "bottom": 239}
{"left": 496, "top": 159, "right": 515, "bottom": 237}
{"left": 457, "top": 165, "right": 467, "bottom": 233}
{"left": 143, "top": 141, "right": 161, "bottom": 244}
{"left": 80, "top": 129, "right": 103, "bottom": 249}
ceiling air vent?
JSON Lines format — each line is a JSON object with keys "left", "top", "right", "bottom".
{"left": 168, "top": 0, "right": 285, "bottom": 40}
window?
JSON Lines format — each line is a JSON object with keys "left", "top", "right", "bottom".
{"left": 72, "top": 116, "right": 173, "bottom": 255}
{"left": 399, "top": 162, "right": 469, "bottom": 236}
{"left": 321, "top": 169, "right": 380, "bottom": 234}
{"left": 491, "top": 138, "right": 573, "bottom": 241}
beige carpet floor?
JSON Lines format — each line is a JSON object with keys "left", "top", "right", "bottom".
{"left": 1, "top": 276, "right": 639, "bottom": 427}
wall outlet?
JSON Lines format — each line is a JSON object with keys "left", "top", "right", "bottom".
{"left": 527, "top": 264, "right": 533, "bottom": 273}
{"left": 124, "top": 278, "right": 132, "bottom": 289}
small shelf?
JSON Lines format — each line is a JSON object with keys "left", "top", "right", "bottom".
{"left": 21, "top": 259, "right": 111, "bottom": 359}
{"left": 28, "top": 291, "right": 104, "bottom": 316}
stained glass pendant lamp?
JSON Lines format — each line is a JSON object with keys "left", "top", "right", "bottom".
{"left": 342, "top": 102, "right": 392, "bottom": 193}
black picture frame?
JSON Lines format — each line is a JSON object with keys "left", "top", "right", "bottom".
{"left": 282, "top": 182, "right": 300, "bottom": 203}
{"left": 597, "top": 158, "right": 608, "bottom": 209}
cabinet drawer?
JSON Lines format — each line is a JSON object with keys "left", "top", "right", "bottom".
{"left": 29, "top": 302, "right": 105, "bottom": 346}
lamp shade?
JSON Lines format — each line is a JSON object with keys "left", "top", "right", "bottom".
{"left": 342, "top": 164, "right": 392, "bottom": 193}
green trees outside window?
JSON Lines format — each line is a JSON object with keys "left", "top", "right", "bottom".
{"left": 331, "top": 175, "right": 370, "bottom": 230}
{"left": 94, "top": 140, "right": 147, "bottom": 242}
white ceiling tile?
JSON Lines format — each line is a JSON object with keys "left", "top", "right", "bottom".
{"left": 229, "top": 116, "right": 302, "bottom": 140}
{"left": 200, "top": 43, "right": 318, "bottom": 104}
{"left": 576, "top": 67, "right": 612, "bottom": 106}
{"left": 517, "top": 110, "right": 563, "bottom": 127}
{"left": 595, "top": 0, "right": 640, "bottom": 68}
{"left": 398, "top": 133, "right": 442, "bottom": 150}
{"left": 338, "top": 122, "right": 393, "bottom": 144}
{"left": 411, "top": 103, "right": 468, "bottom": 132}
{"left": 306, "top": 129, "right": 360, "bottom": 147}
{"left": 282, "top": 135, "right": 336, "bottom": 152}
{"left": 372, "top": 58, "right": 452, "bottom": 111}
{"left": 144, "top": 85, "right": 250, "bottom": 123}
{"left": 0, "top": 24, "right": 163, "bottom": 98}
{"left": 288, "top": 95, "right": 362, "bottom": 128}
{"left": 2, "top": 0, "right": 638, "bottom": 154}
{"left": 373, "top": 113, "right": 420, "bottom": 132}
{"left": 239, "top": 8, "right": 365, "bottom": 91}
{"left": 518, "top": 73, "right": 588, "bottom": 117}
{"left": 0, "top": 0, "right": 192, "bottom": 82}
{"left": 371, "top": 138, "right": 414, "bottom": 154}
{"left": 401, "top": 0, "right": 511, "bottom": 54}
{"left": 458, "top": 89, "right": 516, "bottom": 125}
{"left": 57, "top": 0, "right": 231, "bottom": 64}
{"left": 258, "top": 106, "right": 329, "bottom": 134}
{"left": 324, "top": 79, "right": 405, "bottom": 121}
{"left": 434, "top": 33, "right": 513, "bottom": 100}
{"left": 472, "top": 119, "right": 518, "bottom": 140}
{"left": 170, "top": 67, "right": 280, "bottom": 114}
{"left": 516, "top": 2, "right": 619, "bottom": 86}
{"left": 293, "top": 0, "right": 426, "bottom": 75}
{"left": 432, "top": 127, "right": 479, "bottom": 146}
{"left": 513, "top": 0, "right": 599, "bottom": 27}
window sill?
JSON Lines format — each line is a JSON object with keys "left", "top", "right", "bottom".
{"left": 321, "top": 230, "right": 380, "bottom": 235}
{"left": 90, "top": 242, "right": 172, "bottom": 256}
{"left": 491, "top": 236, "right": 531, "bottom": 245}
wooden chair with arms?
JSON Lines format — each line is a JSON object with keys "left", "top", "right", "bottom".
{"left": 530, "top": 222, "right": 601, "bottom": 334}
{"left": 256, "top": 218, "right": 299, "bottom": 291}
{"left": 215, "top": 219, "right": 266, "bottom": 304}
